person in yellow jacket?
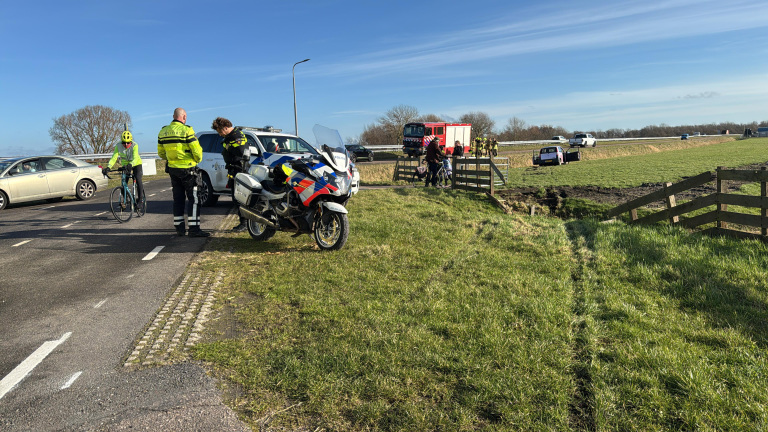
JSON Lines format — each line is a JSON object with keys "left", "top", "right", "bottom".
{"left": 103, "top": 130, "right": 144, "bottom": 209}
{"left": 490, "top": 138, "right": 499, "bottom": 157}
{"left": 158, "top": 107, "right": 209, "bottom": 237}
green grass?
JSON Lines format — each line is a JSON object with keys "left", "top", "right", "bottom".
{"left": 196, "top": 189, "right": 578, "bottom": 430}
{"left": 573, "top": 221, "right": 768, "bottom": 431}
{"left": 193, "top": 187, "right": 768, "bottom": 431}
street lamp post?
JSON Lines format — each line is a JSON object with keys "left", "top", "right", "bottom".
{"left": 292, "top": 58, "right": 310, "bottom": 136}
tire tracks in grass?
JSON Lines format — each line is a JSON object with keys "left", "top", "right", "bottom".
{"left": 565, "top": 220, "right": 598, "bottom": 431}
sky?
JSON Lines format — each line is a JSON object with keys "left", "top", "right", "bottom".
{"left": 1, "top": 0, "right": 768, "bottom": 156}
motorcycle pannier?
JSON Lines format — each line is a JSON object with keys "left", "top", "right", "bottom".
{"left": 234, "top": 173, "right": 262, "bottom": 206}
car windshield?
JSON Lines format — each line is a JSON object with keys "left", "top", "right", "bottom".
{"left": 0, "top": 157, "right": 27, "bottom": 173}
{"left": 257, "top": 135, "right": 319, "bottom": 155}
{"left": 403, "top": 124, "right": 425, "bottom": 137}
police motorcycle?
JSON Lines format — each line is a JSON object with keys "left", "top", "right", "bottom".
{"left": 233, "top": 126, "right": 355, "bottom": 250}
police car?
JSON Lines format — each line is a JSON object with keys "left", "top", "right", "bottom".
{"left": 196, "top": 126, "right": 359, "bottom": 206}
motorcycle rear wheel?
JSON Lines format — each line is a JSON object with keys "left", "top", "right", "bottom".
{"left": 314, "top": 211, "right": 349, "bottom": 250}
{"left": 247, "top": 218, "right": 276, "bottom": 241}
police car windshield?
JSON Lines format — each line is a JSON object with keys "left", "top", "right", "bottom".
{"left": 257, "top": 135, "right": 319, "bottom": 155}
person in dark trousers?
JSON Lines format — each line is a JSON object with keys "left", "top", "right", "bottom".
{"left": 424, "top": 137, "right": 445, "bottom": 187}
{"left": 211, "top": 117, "right": 250, "bottom": 232}
{"left": 158, "top": 107, "right": 209, "bottom": 237}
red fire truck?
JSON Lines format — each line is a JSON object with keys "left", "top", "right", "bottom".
{"left": 402, "top": 122, "right": 472, "bottom": 157}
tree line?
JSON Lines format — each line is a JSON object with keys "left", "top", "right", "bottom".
{"left": 356, "top": 104, "right": 768, "bottom": 145}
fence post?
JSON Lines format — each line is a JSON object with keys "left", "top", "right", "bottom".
{"left": 489, "top": 161, "right": 495, "bottom": 195}
{"left": 762, "top": 167, "right": 767, "bottom": 238}
{"left": 392, "top": 158, "right": 400, "bottom": 182}
{"left": 663, "top": 182, "right": 679, "bottom": 224}
{"left": 717, "top": 166, "right": 727, "bottom": 230}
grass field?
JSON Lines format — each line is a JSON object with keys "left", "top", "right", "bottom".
{"left": 188, "top": 137, "right": 768, "bottom": 431}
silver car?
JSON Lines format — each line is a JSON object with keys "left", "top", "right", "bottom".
{"left": 0, "top": 155, "right": 108, "bottom": 211}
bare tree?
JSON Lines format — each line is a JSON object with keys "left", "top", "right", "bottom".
{"left": 499, "top": 117, "right": 527, "bottom": 141}
{"left": 460, "top": 111, "right": 495, "bottom": 141}
{"left": 49, "top": 105, "right": 132, "bottom": 155}
{"left": 416, "top": 113, "right": 444, "bottom": 122}
{"left": 378, "top": 104, "right": 420, "bottom": 145}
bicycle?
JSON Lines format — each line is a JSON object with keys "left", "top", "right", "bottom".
{"left": 105, "top": 166, "right": 146, "bottom": 222}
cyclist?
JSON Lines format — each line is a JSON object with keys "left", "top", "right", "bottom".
{"left": 103, "top": 131, "right": 144, "bottom": 210}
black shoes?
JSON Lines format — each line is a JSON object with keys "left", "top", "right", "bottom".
{"left": 188, "top": 230, "right": 211, "bottom": 238}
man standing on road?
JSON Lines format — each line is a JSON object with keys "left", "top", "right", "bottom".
{"left": 158, "top": 108, "right": 209, "bottom": 237}
{"left": 424, "top": 137, "right": 445, "bottom": 188}
{"left": 211, "top": 117, "right": 250, "bottom": 232}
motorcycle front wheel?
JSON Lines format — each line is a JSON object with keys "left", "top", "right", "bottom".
{"left": 247, "top": 217, "right": 276, "bottom": 241}
{"left": 314, "top": 211, "right": 349, "bottom": 250}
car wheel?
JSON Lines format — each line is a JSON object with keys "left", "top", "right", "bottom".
{"left": 198, "top": 173, "right": 219, "bottom": 206}
{"left": 368, "top": 152, "right": 374, "bottom": 162}
{"left": 75, "top": 180, "right": 95, "bottom": 200}
{"left": 0, "top": 190, "right": 7, "bottom": 211}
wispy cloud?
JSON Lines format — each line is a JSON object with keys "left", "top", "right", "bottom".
{"left": 448, "top": 73, "right": 768, "bottom": 129}
{"left": 308, "top": 0, "right": 768, "bottom": 79}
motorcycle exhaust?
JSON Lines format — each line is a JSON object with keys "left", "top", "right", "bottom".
{"left": 239, "top": 207, "right": 277, "bottom": 228}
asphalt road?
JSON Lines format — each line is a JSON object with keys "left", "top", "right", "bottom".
{"left": 0, "top": 177, "right": 249, "bottom": 431}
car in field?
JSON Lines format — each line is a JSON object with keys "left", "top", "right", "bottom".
{"left": 551, "top": 135, "right": 567, "bottom": 144}
{"left": 344, "top": 144, "right": 374, "bottom": 162}
{"left": 681, "top": 134, "right": 689, "bottom": 140}
{"left": 196, "top": 126, "right": 359, "bottom": 206}
{"left": 0, "top": 155, "right": 108, "bottom": 211}
{"left": 532, "top": 146, "right": 581, "bottom": 166}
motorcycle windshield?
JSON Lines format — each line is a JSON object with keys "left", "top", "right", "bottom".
{"left": 312, "top": 124, "right": 349, "bottom": 172}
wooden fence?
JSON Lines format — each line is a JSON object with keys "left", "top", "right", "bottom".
{"left": 393, "top": 156, "right": 508, "bottom": 193}
{"left": 606, "top": 166, "right": 768, "bottom": 241}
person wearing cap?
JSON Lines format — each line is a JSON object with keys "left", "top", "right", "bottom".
{"left": 424, "top": 136, "right": 445, "bottom": 187}
{"left": 104, "top": 130, "right": 144, "bottom": 208}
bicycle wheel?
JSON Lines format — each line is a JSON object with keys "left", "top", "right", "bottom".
{"left": 110, "top": 187, "right": 133, "bottom": 223}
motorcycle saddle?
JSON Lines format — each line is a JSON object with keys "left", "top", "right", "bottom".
{"left": 261, "top": 180, "right": 288, "bottom": 194}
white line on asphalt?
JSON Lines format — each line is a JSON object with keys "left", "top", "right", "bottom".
{"left": 12, "top": 239, "right": 33, "bottom": 247}
{"left": 0, "top": 332, "right": 72, "bottom": 400}
{"left": 60, "top": 371, "right": 82, "bottom": 390}
{"left": 126, "top": 274, "right": 135, "bottom": 278}
{"left": 149, "top": 193, "right": 156, "bottom": 197}
{"left": 142, "top": 246, "right": 165, "bottom": 261}
{"left": 61, "top": 221, "right": 81, "bottom": 229}
{"left": 94, "top": 211, "right": 108, "bottom": 216}
{"left": 37, "top": 206, "right": 57, "bottom": 210}
{"left": 94, "top": 299, "right": 107, "bottom": 308}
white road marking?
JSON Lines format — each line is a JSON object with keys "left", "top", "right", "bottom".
{"left": 94, "top": 299, "right": 107, "bottom": 309}
{"left": 0, "top": 332, "right": 72, "bottom": 400}
{"left": 61, "top": 221, "right": 81, "bottom": 229}
{"left": 149, "top": 193, "right": 156, "bottom": 197}
{"left": 36, "top": 206, "right": 57, "bottom": 210}
{"left": 12, "top": 239, "right": 33, "bottom": 247}
{"left": 60, "top": 371, "right": 82, "bottom": 390}
{"left": 94, "top": 211, "right": 108, "bottom": 216}
{"left": 142, "top": 246, "right": 165, "bottom": 261}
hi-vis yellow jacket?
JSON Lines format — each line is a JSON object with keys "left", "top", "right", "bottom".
{"left": 157, "top": 120, "right": 203, "bottom": 169}
{"left": 107, "top": 142, "right": 142, "bottom": 169}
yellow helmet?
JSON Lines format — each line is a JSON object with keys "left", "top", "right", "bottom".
{"left": 121, "top": 131, "right": 133, "bottom": 143}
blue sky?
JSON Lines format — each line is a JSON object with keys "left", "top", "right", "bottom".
{"left": 2, "top": 0, "right": 767, "bottom": 156}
